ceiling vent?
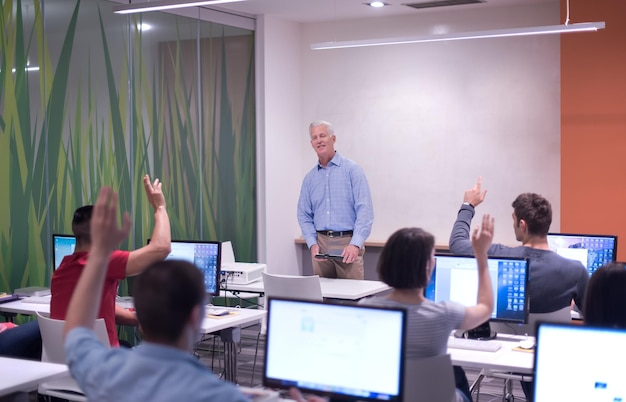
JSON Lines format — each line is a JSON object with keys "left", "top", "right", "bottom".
{"left": 403, "top": 0, "right": 484, "bottom": 10}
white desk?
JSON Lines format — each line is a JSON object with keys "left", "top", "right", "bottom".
{"left": 201, "top": 307, "right": 265, "bottom": 334}
{"left": 448, "top": 334, "right": 534, "bottom": 375}
{"left": 201, "top": 307, "right": 266, "bottom": 384}
{"left": 0, "top": 357, "right": 68, "bottom": 397}
{"left": 0, "top": 298, "right": 266, "bottom": 385}
{"left": 222, "top": 277, "right": 390, "bottom": 301}
{"left": 0, "top": 296, "right": 51, "bottom": 316}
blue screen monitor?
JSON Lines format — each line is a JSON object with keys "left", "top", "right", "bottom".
{"left": 53, "top": 234, "right": 76, "bottom": 270}
{"left": 534, "top": 323, "right": 626, "bottom": 401}
{"left": 425, "top": 254, "right": 529, "bottom": 324}
{"left": 547, "top": 233, "right": 617, "bottom": 275}
{"left": 264, "top": 297, "right": 407, "bottom": 401}
{"left": 149, "top": 239, "right": 221, "bottom": 296}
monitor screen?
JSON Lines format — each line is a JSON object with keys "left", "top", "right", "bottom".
{"left": 264, "top": 298, "right": 406, "bottom": 401}
{"left": 425, "top": 255, "right": 529, "bottom": 324}
{"left": 53, "top": 234, "right": 76, "bottom": 270}
{"left": 534, "top": 323, "right": 626, "bottom": 401}
{"left": 547, "top": 233, "right": 617, "bottom": 275}
{"left": 149, "top": 240, "right": 221, "bottom": 296}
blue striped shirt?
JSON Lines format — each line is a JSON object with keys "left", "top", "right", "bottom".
{"left": 297, "top": 152, "right": 374, "bottom": 248}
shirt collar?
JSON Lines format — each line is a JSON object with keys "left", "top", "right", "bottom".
{"left": 317, "top": 151, "right": 342, "bottom": 170}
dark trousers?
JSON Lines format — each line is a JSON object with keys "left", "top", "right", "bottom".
{"left": 0, "top": 320, "right": 42, "bottom": 360}
{"left": 454, "top": 365, "right": 472, "bottom": 401}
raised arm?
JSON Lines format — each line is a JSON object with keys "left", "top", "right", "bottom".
{"left": 449, "top": 177, "right": 487, "bottom": 254}
{"left": 460, "top": 214, "right": 495, "bottom": 330}
{"left": 125, "top": 175, "right": 171, "bottom": 276}
{"left": 64, "top": 188, "right": 131, "bottom": 338}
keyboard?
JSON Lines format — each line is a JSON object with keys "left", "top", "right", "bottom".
{"left": 447, "top": 337, "right": 502, "bottom": 352}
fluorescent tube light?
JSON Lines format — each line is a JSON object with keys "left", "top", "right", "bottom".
{"left": 311, "top": 22, "right": 605, "bottom": 50}
{"left": 113, "top": 0, "right": 245, "bottom": 15}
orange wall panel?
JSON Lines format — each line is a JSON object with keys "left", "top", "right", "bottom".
{"left": 561, "top": 0, "right": 626, "bottom": 261}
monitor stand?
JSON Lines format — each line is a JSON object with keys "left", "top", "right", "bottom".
{"left": 454, "top": 321, "right": 497, "bottom": 340}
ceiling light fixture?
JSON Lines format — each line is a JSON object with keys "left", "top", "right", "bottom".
{"left": 112, "top": 0, "right": 246, "bottom": 15}
{"left": 367, "top": 1, "right": 388, "bottom": 8}
{"left": 311, "top": 21, "right": 605, "bottom": 50}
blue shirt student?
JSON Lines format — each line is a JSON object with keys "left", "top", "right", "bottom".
{"left": 66, "top": 328, "right": 249, "bottom": 402}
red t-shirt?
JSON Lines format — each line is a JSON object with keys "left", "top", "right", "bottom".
{"left": 50, "top": 250, "right": 129, "bottom": 347}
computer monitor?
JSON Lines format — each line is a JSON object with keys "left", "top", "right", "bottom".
{"left": 547, "top": 233, "right": 617, "bottom": 275}
{"left": 425, "top": 254, "right": 529, "bottom": 325}
{"left": 149, "top": 240, "right": 221, "bottom": 297}
{"left": 534, "top": 322, "right": 626, "bottom": 401}
{"left": 264, "top": 297, "right": 406, "bottom": 401}
{"left": 52, "top": 234, "right": 76, "bottom": 270}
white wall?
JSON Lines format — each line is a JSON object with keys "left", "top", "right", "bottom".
{"left": 257, "top": 15, "right": 304, "bottom": 274}
{"left": 261, "top": 2, "right": 562, "bottom": 274}
{"left": 300, "top": 2, "right": 561, "bottom": 247}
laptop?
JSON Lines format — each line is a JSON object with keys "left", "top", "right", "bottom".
{"left": 263, "top": 297, "right": 407, "bottom": 401}
{"left": 534, "top": 322, "right": 626, "bottom": 401}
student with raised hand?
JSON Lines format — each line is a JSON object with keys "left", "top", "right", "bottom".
{"left": 584, "top": 262, "right": 626, "bottom": 328}
{"left": 449, "top": 177, "right": 590, "bottom": 400}
{"left": 63, "top": 187, "right": 249, "bottom": 402}
{"left": 360, "top": 214, "right": 495, "bottom": 402}
{"left": 449, "top": 177, "right": 588, "bottom": 315}
{"left": 51, "top": 175, "right": 171, "bottom": 347}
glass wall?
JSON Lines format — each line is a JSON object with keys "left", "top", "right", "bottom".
{"left": 0, "top": 0, "right": 256, "bottom": 293}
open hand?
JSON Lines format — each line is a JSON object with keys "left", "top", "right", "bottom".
{"left": 90, "top": 187, "right": 132, "bottom": 254}
{"left": 143, "top": 174, "right": 166, "bottom": 210}
{"left": 464, "top": 176, "right": 488, "bottom": 207}
{"left": 471, "top": 214, "right": 494, "bottom": 256}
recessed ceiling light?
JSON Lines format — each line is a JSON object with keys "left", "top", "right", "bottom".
{"left": 366, "top": 1, "right": 389, "bottom": 8}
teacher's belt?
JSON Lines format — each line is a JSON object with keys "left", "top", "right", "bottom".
{"left": 316, "top": 230, "right": 354, "bottom": 238}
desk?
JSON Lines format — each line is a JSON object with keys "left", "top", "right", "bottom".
{"left": 203, "top": 307, "right": 266, "bottom": 384}
{"left": 223, "top": 277, "right": 390, "bottom": 301}
{"left": 0, "top": 298, "right": 266, "bottom": 385}
{"left": 0, "top": 297, "right": 51, "bottom": 316}
{"left": 0, "top": 357, "right": 68, "bottom": 397}
{"left": 448, "top": 333, "right": 534, "bottom": 375}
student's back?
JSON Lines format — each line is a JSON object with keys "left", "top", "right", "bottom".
{"left": 449, "top": 181, "right": 589, "bottom": 314}
{"left": 65, "top": 327, "right": 246, "bottom": 402}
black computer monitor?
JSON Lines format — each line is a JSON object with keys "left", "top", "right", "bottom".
{"left": 264, "top": 297, "right": 407, "bottom": 402}
{"left": 52, "top": 234, "right": 76, "bottom": 270}
{"left": 534, "top": 322, "right": 626, "bottom": 401}
{"left": 547, "top": 233, "right": 617, "bottom": 275}
{"left": 149, "top": 239, "right": 221, "bottom": 297}
{"left": 425, "top": 255, "right": 529, "bottom": 325}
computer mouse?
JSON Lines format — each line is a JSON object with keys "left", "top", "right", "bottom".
{"left": 518, "top": 339, "right": 535, "bottom": 350}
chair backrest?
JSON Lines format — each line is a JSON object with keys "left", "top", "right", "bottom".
{"left": 36, "top": 312, "right": 110, "bottom": 363}
{"left": 404, "top": 354, "right": 456, "bottom": 402}
{"left": 261, "top": 272, "right": 323, "bottom": 301}
{"left": 491, "top": 306, "right": 573, "bottom": 336}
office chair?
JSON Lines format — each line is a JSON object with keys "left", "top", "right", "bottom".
{"left": 36, "top": 312, "right": 109, "bottom": 401}
{"left": 250, "top": 272, "right": 323, "bottom": 384}
{"left": 472, "top": 306, "right": 573, "bottom": 402}
{"left": 405, "top": 354, "right": 457, "bottom": 402}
